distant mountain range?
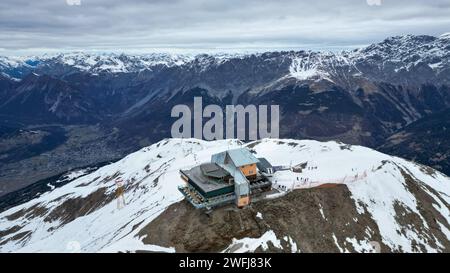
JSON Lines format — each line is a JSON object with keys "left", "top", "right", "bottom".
{"left": 0, "top": 34, "right": 449, "bottom": 195}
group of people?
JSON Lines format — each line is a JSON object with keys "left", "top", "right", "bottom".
{"left": 296, "top": 176, "right": 310, "bottom": 183}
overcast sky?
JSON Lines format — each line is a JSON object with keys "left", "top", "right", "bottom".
{"left": 1, "top": 0, "right": 449, "bottom": 55}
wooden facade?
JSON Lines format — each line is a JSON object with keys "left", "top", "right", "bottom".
{"left": 239, "top": 163, "right": 257, "bottom": 179}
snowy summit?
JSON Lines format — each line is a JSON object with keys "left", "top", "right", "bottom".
{"left": 0, "top": 138, "right": 449, "bottom": 253}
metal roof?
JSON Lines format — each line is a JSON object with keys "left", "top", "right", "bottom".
{"left": 200, "top": 163, "right": 230, "bottom": 178}
{"left": 181, "top": 165, "right": 231, "bottom": 193}
{"left": 225, "top": 148, "right": 259, "bottom": 167}
{"left": 256, "top": 157, "right": 273, "bottom": 171}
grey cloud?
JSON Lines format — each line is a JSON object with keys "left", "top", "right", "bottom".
{"left": 0, "top": 0, "right": 449, "bottom": 55}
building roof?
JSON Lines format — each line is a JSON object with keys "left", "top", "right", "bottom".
{"left": 200, "top": 163, "right": 230, "bottom": 178}
{"left": 256, "top": 157, "right": 273, "bottom": 171}
{"left": 181, "top": 165, "right": 231, "bottom": 194}
{"left": 225, "top": 148, "right": 259, "bottom": 167}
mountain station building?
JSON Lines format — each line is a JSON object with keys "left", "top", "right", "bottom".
{"left": 179, "top": 148, "right": 273, "bottom": 209}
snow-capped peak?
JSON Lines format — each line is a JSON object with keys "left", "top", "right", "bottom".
{"left": 439, "top": 33, "right": 450, "bottom": 39}
{"left": 289, "top": 54, "right": 323, "bottom": 80}
{"left": 0, "top": 52, "right": 196, "bottom": 75}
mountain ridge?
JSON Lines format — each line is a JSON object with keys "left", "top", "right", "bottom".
{"left": 1, "top": 34, "right": 450, "bottom": 83}
{"left": 0, "top": 138, "right": 449, "bottom": 253}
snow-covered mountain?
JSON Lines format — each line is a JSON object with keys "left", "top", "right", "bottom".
{"left": 1, "top": 34, "right": 450, "bottom": 200}
{"left": 1, "top": 34, "right": 449, "bottom": 84}
{"left": 0, "top": 138, "right": 449, "bottom": 253}
{"left": 0, "top": 52, "right": 195, "bottom": 75}
{"left": 281, "top": 33, "right": 450, "bottom": 86}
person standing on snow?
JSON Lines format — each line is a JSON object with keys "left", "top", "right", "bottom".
{"left": 115, "top": 177, "right": 126, "bottom": 209}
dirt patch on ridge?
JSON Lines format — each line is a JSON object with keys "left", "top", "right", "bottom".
{"left": 138, "top": 184, "right": 389, "bottom": 253}
{"left": 396, "top": 168, "right": 450, "bottom": 251}
{"left": 44, "top": 187, "right": 115, "bottom": 226}
{"left": 4, "top": 203, "right": 48, "bottom": 221}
